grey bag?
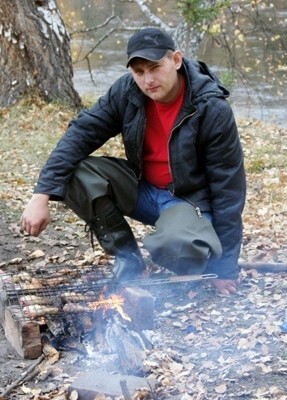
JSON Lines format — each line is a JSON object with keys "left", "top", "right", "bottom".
{"left": 143, "top": 202, "right": 222, "bottom": 273}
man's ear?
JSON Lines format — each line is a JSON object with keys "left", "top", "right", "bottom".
{"left": 173, "top": 51, "right": 183, "bottom": 70}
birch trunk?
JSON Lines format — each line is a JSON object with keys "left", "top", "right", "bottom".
{"left": 0, "top": 0, "right": 81, "bottom": 107}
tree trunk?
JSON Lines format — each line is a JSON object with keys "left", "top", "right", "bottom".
{"left": 0, "top": 0, "right": 82, "bottom": 108}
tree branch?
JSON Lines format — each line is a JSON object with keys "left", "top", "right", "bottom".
{"left": 132, "top": 0, "right": 172, "bottom": 34}
{"left": 70, "top": 14, "right": 116, "bottom": 37}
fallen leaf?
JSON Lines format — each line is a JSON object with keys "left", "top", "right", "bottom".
{"left": 28, "top": 249, "right": 45, "bottom": 259}
{"left": 215, "top": 383, "right": 227, "bottom": 394}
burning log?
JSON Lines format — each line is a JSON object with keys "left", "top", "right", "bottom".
{"left": 105, "top": 314, "right": 150, "bottom": 376}
{"left": 122, "top": 286, "right": 155, "bottom": 330}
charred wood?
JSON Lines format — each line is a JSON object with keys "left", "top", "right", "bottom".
{"left": 105, "top": 315, "right": 151, "bottom": 376}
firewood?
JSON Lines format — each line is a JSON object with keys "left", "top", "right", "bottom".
{"left": 239, "top": 261, "right": 287, "bottom": 273}
{"left": 3, "top": 306, "right": 42, "bottom": 359}
{"left": 105, "top": 315, "right": 148, "bottom": 376}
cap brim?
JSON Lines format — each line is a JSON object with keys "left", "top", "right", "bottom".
{"left": 126, "top": 49, "right": 168, "bottom": 68}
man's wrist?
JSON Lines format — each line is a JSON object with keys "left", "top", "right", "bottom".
{"left": 32, "top": 193, "right": 50, "bottom": 203}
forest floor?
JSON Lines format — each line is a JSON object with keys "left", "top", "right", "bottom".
{"left": 1, "top": 100, "right": 287, "bottom": 400}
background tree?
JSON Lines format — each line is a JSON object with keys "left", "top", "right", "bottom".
{"left": 66, "top": 0, "right": 286, "bottom": 92}
{"left": 0, "top": 0, "right": 285, "bottom": 109}
{"left": 0, "top": 0, "right": 82, "bottom": 108}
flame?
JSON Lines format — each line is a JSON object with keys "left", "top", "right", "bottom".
{"left": 87, "top": 293, "right": 131, "bottom": 322}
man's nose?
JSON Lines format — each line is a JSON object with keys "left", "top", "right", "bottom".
{"left": 144, "top": 72, "right": 154, "bottom": 84}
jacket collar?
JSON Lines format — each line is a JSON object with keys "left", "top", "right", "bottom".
{"left": 126, "top": 57, "right": 229, "bottom": 109}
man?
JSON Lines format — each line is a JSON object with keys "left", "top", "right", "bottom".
{"left": 20, "top": 28, "right": 246, "bottom": 295}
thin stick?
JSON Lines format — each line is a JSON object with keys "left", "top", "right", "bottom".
{"left": 0, "top": 354, "right": 44, "bottom": 398}
{"left": 120, "top": 379, "right": 132, "bottom": 400}
{"left": 239, "top": 262, "right": 287, "bottom": 273}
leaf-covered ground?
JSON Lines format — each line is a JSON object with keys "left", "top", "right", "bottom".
{"left": 1, "top": 100, "right": 287, "bottom": 399}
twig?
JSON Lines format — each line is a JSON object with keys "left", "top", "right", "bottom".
{"left": 0, "top": 354, "right": 44, "bottom": 398}
{"left": 147, "top": 381, "right": 160, "bottom": 400}
{"left": 120, "top": 379, "right": 132, "bottom": 400}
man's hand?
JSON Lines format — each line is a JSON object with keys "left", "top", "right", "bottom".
{"left": 211, "top": 278, "right": 240, "bottom": 295}
{"left": 20, "top": 194, "right": 51, "bottom": 237}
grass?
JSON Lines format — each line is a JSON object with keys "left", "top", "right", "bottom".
{"left": 0, "top": 99, "right": 75, "bottom": 173}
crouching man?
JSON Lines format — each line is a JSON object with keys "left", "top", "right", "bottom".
{"left": 20, "top": 28, "right": 246, "bottom": 295}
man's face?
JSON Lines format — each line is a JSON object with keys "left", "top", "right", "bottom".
{"left": 130, "top": 51, "right": 183, "bottom": 103}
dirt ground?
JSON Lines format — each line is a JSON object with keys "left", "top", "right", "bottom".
{"left": 1, "top": 110, "right": 287, "bottom": 399}
{"left": 1, "top": 212, "right": 287, "bottom": 400}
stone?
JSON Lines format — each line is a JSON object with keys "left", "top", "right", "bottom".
{"left": 68, "top": 370, "right": 155, "bottom": 400}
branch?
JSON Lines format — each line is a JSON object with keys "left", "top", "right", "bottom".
{"left": 0, "top": 354, "right": 44, "bottom": 398}
{"left": 70, "top": 14, "right": 116, "bottom": 37}
{"left": 120, "top": 380, "right": 132, "bottom": 400}
{"left": 132, "top": 0, "right": 172, "bottom": 34}
{"left": 82, "top": 27, "right": 117, "bottom": 62}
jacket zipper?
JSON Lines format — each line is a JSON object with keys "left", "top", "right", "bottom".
{"left": 167, "top": 109, "right": 197, "bottom": 195}
{"left": 167, "top": 110, "right": 203, "bottom": 218}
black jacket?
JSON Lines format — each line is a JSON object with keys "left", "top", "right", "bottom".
{"left": 35, "top": 58, "right": 246, "bottom": 279}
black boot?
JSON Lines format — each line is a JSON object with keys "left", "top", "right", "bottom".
{"left": 90, "top": 198, "right": 146, "bottom": 281}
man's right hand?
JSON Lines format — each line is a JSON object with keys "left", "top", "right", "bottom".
{"left": 20, "top": 193, "right": 51, "bottom": 237}
{"left": 211, "top": 278, "right": 240, "bottom": 296}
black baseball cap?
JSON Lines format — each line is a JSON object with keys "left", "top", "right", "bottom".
{"left": 126, "top": 28, "right": 175, "bottom": 68}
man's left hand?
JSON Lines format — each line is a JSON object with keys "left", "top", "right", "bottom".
{"left": 211, "top": 278, "right": 239, "bottom": 295}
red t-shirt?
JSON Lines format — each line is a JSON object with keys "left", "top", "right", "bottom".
{"left": 143, "top": 79, "right": 185, "bottom": 188}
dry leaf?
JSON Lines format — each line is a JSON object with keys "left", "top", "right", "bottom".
{"left": 28, "top": 249, "right": 45, "bottom": 259}
{"left": 215, "top": 383, "right": 227, "bottom": 394}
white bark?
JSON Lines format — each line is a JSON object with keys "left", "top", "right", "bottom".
{"left": 0, "top": 0, "right": 81, "bottom": 107}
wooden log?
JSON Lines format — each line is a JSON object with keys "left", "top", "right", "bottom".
{"left": 122, "top": 286, "right": 154, "bottom": 330}
{"left": 3, "top": 306, "right": 42, "bottom": 359}
{"left": 105, "top": 315, "right": 149, "bottom": 376}
{"left": 239, "top": 262, "right": 287, "bottom": 273}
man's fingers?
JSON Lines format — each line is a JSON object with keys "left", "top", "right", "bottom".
{"left": 228, "top": 285, "right": 237, "bottom": 294}
{"left": 211, "top": 278, "right": 239, "bottom": 296}
{"left": 20, "top": 218, "right": 43, "bottom": 237}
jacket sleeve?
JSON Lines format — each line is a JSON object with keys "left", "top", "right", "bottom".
{"left": 34, "top": 85, "right": 125, "bottom": 200}
{"left": 201, "top": 98, "right": 246, "bottom": 279}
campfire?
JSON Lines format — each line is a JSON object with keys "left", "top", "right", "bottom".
{"left": 0, "top": 264, "right": 159, "bottom": 398}
{"left": 0, "top": 263, "right": 221, "bottom": 399}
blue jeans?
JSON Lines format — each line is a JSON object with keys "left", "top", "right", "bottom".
{"left": 130, "top": 180, "right": 212, "bottom": 225}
